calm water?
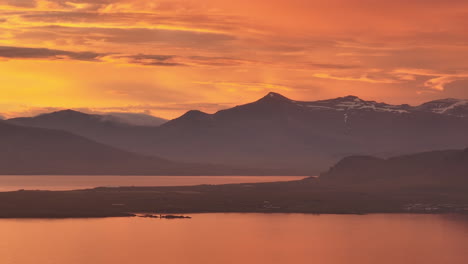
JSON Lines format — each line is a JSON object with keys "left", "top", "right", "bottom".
{"left": 0, "top": 176, "right": 306, "bottom": 191}
{"left": 0, "top": 214, "right": 467, "bottom": 264}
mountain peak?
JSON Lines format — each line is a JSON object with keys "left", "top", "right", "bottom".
{"left": 183, "top": 110, "right": 210, "bottom": 117}
{"left": 162, "top": 110, "right": 212, "bottom": 127}
{"left": 41, "top": 109, "right": 89, "bottom": 117}
{"left": 266, "top": 91, "right": 284, "bottom": 97}
{"left": 176, "top": 110, "right": 210, "bottom": 121}
{"left": 257, "top": 92, "right": 292, "bottom": 103}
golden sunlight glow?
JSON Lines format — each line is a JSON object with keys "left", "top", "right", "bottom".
{"left": 1, "top": 0, "right": 468, "bottom": 118}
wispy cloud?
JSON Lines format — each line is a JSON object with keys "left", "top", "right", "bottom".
{"left": 0, "top": 45, "right": 254, "bottom": 68}
{"left": 113, "top": 54, "right": 183, "bottom": 66}
{"left": 195, "top": 81, "right": 293, "bottom": 93}
{"left": 312, "top": 73, "right": 400, "bottom": 84}
{"left": 394, "top": 68, "right": 468, "bottom": 91}
{"left": 0, "top": 45, "right": 106, "bottom": 61}
{"left": 3, "top": 0, "right": 36, "bottom": 8}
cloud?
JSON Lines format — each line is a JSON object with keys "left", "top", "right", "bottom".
{"left": 185, "top": 56, "right": 254, "bottom": 67}
{"left": 195, "top": 81, "right": 293, "bottom": 92}
{"left": 394, "top": 68, "right": 468, "bottom": 91}
{"left": 3, "top": 0, "right": 36, "bottom": 7}
{"left": 0, "top": 45, "right": 106, "bottom": 61}
{"left": 17, "top": 10, "right": 242, "bottom": 32}
{"left": 2, "top": 0, "right": 468, "bottom": 111}
{"left": 79, "top": 27, "right": 235, "bottom": 45}
{"left": 115, "top": 54, "right": 183, "bottom": 66}
{"left": 305, "top": 62, "right": 360, "bottom": 70}
{"left": 423, "top": 76, "right": 464, "bottom": 91}
{"left": 13, "top": 25, "right": 236, "bottom": 50}
{"left": 112, "top": 54, "right": 253, "bottom": 67}
{"left": 312, "top": 73, "right": 400, "bottom": 84}
{"left": 0, "top": 46, "right": 252, "bottom": 68}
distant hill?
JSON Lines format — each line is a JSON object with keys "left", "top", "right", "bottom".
{"left": 7, "top": 110, "right": 161, "bottom": 155}
{"left": 100, "top": 112, "right": 167, "bottom": 127}
{"left": 7, "top": 93, "right": 468, "bottom": 173}
{"left": 0, "top": 121, "right": 271, "bottom": 175}
{"left": 320, "top": 148, "right": 468, "bottom": 186}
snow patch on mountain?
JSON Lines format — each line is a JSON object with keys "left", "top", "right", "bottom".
{"left": 294, "top": 96, "right": 410, "bottom": 114}
{"left": 428, "top": 100, "right": 467, "bottom": 114}
{"left": 416, "top": 98, "right": 468, "bottom": 117}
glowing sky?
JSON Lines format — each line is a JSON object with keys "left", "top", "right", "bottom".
{"left": 1, "top": 0, "right": 468, "bottom": 118}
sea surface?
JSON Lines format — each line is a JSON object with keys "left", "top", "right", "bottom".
{"left": 1, "top": 213, "right": 467, "bottom": 264}
{"left": 0, "top": 175, "right": 306, "bottom": 191}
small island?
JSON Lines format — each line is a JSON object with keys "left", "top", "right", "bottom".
{"left": 139, "top": 214, "right": 192, "bottom": 219}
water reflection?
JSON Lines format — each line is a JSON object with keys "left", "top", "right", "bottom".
{"left": 1, "top": 214, "right": 467, "bottom": 264}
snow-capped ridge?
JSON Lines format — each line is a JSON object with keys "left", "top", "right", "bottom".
{"left": 294, "top": 96, "right": 410, "bottom": 114}
{"left": 417, "top": 98, "right": 468, "bottom": 115}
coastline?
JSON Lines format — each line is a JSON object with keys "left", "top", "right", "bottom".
{"left": 1, "top": 178, "right": 467, "bottom": 219}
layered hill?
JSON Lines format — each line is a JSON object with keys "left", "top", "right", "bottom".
{"left": 7, "top": 110, "right": 160, "bottom": 155}
{"left": 0, "top": 121, "right": 263, "bottom": 175}
{"left": 7, "top": 93, "right": 468, "bottom": 173}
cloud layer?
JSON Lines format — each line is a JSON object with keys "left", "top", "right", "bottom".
{"left": 0, "top": 45, "right": 105, "bottom": 60}
{"left": 1, "top": 0, "right": 468, "bottom": 118}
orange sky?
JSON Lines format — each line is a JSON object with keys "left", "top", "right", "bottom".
{"left": 1, "top": 0, "right": 468, "bottom": 119}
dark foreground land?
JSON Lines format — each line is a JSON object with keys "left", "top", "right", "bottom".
{"left": 1, "top": 177, "right": 468, "bottom": 218}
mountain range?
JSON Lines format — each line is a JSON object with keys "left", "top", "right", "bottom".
{"left": 5, "top": 92, "right": 468, "bottom": 174}
{"left": 0, "top": 120, "right": 279, "bottom": 175}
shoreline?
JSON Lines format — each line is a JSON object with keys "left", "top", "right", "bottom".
{"left": 1, "top": 211, "right": 467, "bottom": 219}
{"left": 1, "top": 179, "right": 467, "bottom": 219}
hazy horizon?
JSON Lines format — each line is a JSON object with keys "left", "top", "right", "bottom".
{"left": 3, "top": 92, "right": 468, "bottom": 120}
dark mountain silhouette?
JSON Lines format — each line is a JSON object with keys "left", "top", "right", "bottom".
{"left": 7, "top": 93, "right": 468, "bottom": 173}
{"left": 8, "top": 109, "right": 154, "bottom": 130}
{"left": 7, "top": 109, "right": 160, "bottom": 154}
{"left": 321, "top": 148, "right": 468, "bottom": 186}
{"left": 0, "top": 121, "right": 273, "bottom": 175}
{"left": 150, "top": 93, "right": 468, "bottom": 172}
